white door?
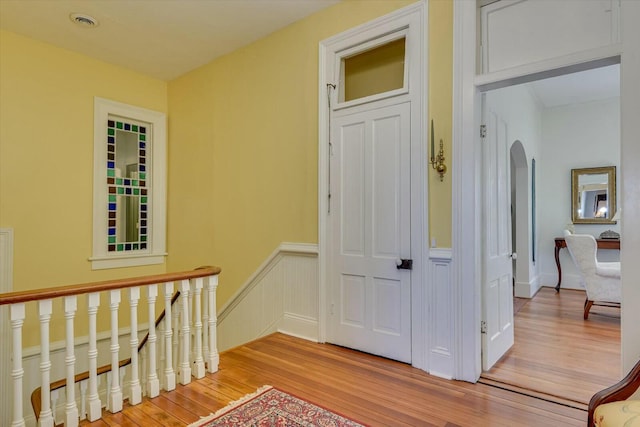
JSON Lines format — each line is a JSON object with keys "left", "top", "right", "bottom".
{"left": 481, "top": 100, "right": 515, "bottom": 371}
{"left": 328, "top": 102, "right": 412, "bottom": 363}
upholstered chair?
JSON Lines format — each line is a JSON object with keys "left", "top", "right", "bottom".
{"left": 563, "top": 233, "right": 621, "bottom": 319}
{"left": 589, "top": 359, "right": 640, "bottom": 426}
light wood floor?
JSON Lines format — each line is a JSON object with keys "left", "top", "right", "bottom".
{"left": 482, "top": 286, "right": 621, "bottom": 408}
{"left": 82, "top": 332, "right": 588, "bottom": 427}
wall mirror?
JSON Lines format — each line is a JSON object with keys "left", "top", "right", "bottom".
{"left": 571, "top": 166, "right": 616, "bottom": 224}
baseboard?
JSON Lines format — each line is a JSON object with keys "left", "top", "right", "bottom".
{"left": 217, "top": 243, "right": 319, "bottom": 352}
{"left": 514, "top": 276, "right": 541, "bottom": 298}
{"left": 540, "top": 272, "right": 585, "bottom": 291}
{"left": 278, "top": 313, "right": 318, "bottom": 342}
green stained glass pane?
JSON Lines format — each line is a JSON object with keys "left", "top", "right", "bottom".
{"left": 141, "top": 196, "right": 147, "bottom": 203}
{"left": 107, "top": 169, "right": 115, "bottom": 177}
{"left": 109, "top": 195, "right": 116, "bottom": 202}
{"left": 116, "top": 122, "right": 123, "bottom": 129}
{"left": 139, "top": 135, "right": 146, "bottom": 141}
{"left": 132, "top": 125, "right": 138, "bottom": 132}
{"left": 108, "top": 236, "right": 116, "bottom": 244}
{"left": 117, "top": 244, "right": 124, "bottom": 251}
{"left": 108, "top": 128, "right": 115, "bottom": 136}
{"left": 132, "top": 180, "right": 138, "bottom": 186}
{"left": 139, "top": 173, "right": 146, "bottom": 180}
{"left": 134, "top": 188, "right": 140, "bottom": 195}
{"left": 116, "top": 178, "right": 123, "bottom": 185}
{"left": 141, "top": 236, "right": 147, "bottom": 242}
{"left": 117, "top": 187, "right": 124, "bottom": 194}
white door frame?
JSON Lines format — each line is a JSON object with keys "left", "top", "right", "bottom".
{"left": 318, "top": 1, "right": 429, "bottom": 370}
{"left": 0, "top": 228, "right": 14, "bottom": 426}
{"left": 452, "top": 0, "right": 640, "bottom": 381}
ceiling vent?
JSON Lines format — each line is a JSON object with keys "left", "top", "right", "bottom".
{"left": 69, "top": 13, "right": 99, "bottom": 28}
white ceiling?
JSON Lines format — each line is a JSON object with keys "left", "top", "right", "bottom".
{"left": 0, "top": 0, "right": 340, "bottom": 81}
{"left": 528, "top": 64, "right": 620, "bottom": 108}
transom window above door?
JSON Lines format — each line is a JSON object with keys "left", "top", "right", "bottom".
{"left": 334, "top": 31, "right": 408, "bottom": 109}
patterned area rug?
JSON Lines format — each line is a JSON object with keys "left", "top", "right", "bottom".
{"left": 188, "top": 385, "right": 365, "bottom": 427}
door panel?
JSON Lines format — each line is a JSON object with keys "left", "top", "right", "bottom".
{"left": 482, "top": 105, "right": 514, "bottom": 371}
{"left": 330, "top": 102, "right": 411, "bottom": 363}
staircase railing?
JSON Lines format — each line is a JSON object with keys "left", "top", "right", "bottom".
{"left": 0, "top": 266, "right": 221, "bottom": 427}
{"left": 30, "top": 289, "right": 182, "bottom": 423}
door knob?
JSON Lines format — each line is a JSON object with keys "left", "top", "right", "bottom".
{"left": 510, "top": 253, "right": 517, "bottom": 260}
{"left": 396, "top": 259, "right": 413, "bottom": 270}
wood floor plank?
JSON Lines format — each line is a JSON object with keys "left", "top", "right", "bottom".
{"left": 482, "top": 287, "right": 620, "bottom": 405}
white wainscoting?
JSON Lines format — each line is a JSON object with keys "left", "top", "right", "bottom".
{"left": 217, "top": 243, "right": 319, "bottom": 352}
{"left": 427, "top": 248, "right": 454, "bottom": 379}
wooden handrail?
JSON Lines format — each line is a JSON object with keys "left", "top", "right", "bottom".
{"left": 0, "top": 265, "right": 220, "bottom": 305}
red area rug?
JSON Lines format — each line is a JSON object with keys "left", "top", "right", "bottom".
{"left": 188, "top": 385, "right": 365, "bottom": 427}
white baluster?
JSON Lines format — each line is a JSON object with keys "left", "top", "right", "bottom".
{"left": 50, "top": 389, "right": 59, "bottom": 425}
{"left": 38, "top": 299, "right": 54, "bottom": 427}
{"left": 119, "top": 367, "right": 126, "bottom": 397}
{"left": 172, "top": 299, "right": 180, "bottom": 375}
{"left": 86, "top": 293, "right": 101, "bottom": 421}
{"left": 146, "top": 284, "right": 160, "bottom": 397}
{"left": 10, "top": 303, "right": 26, "bottom": 427}
{"left": 192, "top": 277, "right": 205, "bottom": 378}
{"left": 64, "top": 296, "right": 79, "bottom": 427}
{"left": 207, "top": 275, "right": 219, "bottom": 373}
{"left": 107, "top": 290, "right": 122, "bottom": 413}
{"left": 128, "top": 287, "right": 142, "bottom": 405}
{"left": 139, "top": 347, "right": 147, "bottom": 396}
{"left": 202, "top": 280, "right": 209, "bottom": 371}
{"left": 163, "top": 282, "right": 176, "bottom": 391}
{"left": 79, "top": 380, "right": 87, "bottom": 420}
{"left": 179, "top": 280, "right": 191, "bottom": 384}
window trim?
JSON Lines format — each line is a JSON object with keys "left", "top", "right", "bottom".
{"left": 90, "top": 97, "right": 167, "bottom": 270}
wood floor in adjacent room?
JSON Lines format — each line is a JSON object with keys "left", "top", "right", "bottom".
{"left": 482, "top": 286, "right": 621, "bottom": 408}
{"left": 83, "top": 332, "right": 588, "bottom": 427}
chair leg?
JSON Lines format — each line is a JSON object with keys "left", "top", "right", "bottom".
{"left": 584, "top": 298, "right": 594, "bottom": 319}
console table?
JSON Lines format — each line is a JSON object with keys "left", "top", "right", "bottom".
{"left": 554, "top": 237, "right": 620, "bottom": 291}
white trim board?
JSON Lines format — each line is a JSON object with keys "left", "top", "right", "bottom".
{"left": 1, "top": 228, "right": 14, "bottom": 427}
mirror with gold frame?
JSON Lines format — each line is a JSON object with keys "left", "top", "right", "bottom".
{"left": 571, "top": 166, "right": 616, "bottom": 224}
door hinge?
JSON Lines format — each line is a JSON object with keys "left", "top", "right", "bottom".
{"left": 480, "top": 124, "right": 487, "bottom": 138}
{"left": 481, "top": 320, "right": 487, "bottom": 334}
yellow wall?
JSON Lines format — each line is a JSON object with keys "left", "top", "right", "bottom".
{"left": 0, "top": 30, "right": 168, "bottom": 344}
{"left": 428, "top": 0, "right": 453, "bottom": 248}
{"left": 168, "top": 0, "right": 453, "bottom": 307}
{"left": 0, "top": 0, "right": 454, "bottom": 343}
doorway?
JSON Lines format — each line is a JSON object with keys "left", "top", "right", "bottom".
{"left": 479, "top": 65, "right": 621, "bottom": 405}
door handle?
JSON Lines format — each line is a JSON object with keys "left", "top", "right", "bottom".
{"left": 396, "top": 259, "right": 413, "bottom": 270}
{"left": 510, "top": 253, "right": 517, "bottom": 260}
